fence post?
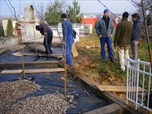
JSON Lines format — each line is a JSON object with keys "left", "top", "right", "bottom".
{"left": 126, "top": 58, "right": 129, "bottom": 104}
{"left": 90, "top": 24, "right": 92, "bottom": 35}
{"left": 135, "top": 59, "right": 140, "bottom": 109}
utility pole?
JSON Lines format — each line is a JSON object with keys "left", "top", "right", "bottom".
{"left": 141, "top": 0, "right": 152, "bottom": 71}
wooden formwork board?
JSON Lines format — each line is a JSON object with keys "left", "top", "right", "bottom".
{"left": 97, "top": 85, "right": 145, "bottom": 92}
{"left": 79, "top": 76, "right": 145, "bottom": 93}
{"left": 0, "top": 68, "right": 65, "bottom": 74}
{"left": 0, "top": 61, "right": 60, "bottom": 68}
{"left": 12, "top": 52, "right": 63, "bottom": 58}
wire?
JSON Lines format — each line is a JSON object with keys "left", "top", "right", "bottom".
{"left": 7, "top": 0, "right": 17, "bottom": 21}
{"left": 4, "top": 0, "right": 15, "bottom": 17}
{"left": 18, "top": 0, "right": 21, "bottom": 17}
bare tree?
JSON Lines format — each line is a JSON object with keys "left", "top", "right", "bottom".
{"left": 35, "top": 4, "right": 45, "bottom": 23}
{"left": 129, "top": 0, "right": 152, "bottom": 18}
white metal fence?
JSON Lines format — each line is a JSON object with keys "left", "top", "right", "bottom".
{"left": 19, "top": 23, "right": 92, "bottom": 41}
{"left": 55, "top": 23, "right": 92, "bottom": 37}
{"left": 126, "top": 58, "right": 152, "bottom": 112}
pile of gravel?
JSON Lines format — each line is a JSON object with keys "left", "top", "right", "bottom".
{"left": 0, "top": 80, "right": 41, "bottom": 112}
{"left": 6, "top": 93, "right": 74, "bottom": 114}
{"left": 0, "top": 80, "right": 75, "bottom": 114}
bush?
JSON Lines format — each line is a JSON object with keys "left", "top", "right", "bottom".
{"left": 0, "top": 22, "right": 4, "bottom": 37}
{"left": 6, "top": 19, "right": 13, "bottom": 36}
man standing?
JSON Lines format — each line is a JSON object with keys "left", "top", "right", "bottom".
{"left": 96, "top": 9, "right": 115, "bottom": 62}
{"left": 36, "top": 24, "right": 53, "bottom": 54}
{"left": 61, "top": 13, "right": 73, "bottom": 65}
{"left": 114, "top": 12, "right": 133, "bottom": 71}
{"left": 131, "top": 13, "right": 143, "bottom": 60}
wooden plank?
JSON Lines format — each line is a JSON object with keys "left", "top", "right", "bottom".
{"left": 97, "top": 85, "right": 145, "bottom": 92}
{"left": 72, "top": 44, "right": 78, "bottom": 58}
{"left": 24, "top": 68, "right": 65, "bottom": 74}
{"left": 0, "top": 68, "right": 65, "bottom": 74}
{"left": 78, "top": 76, "right": 144, "bottom": 93}
{"left": 12, "top": 52, "right": 34, "bottom": 56}
{"left": 0, "top": 70, "right": 23, "bottom": 74}
{"left": 12, "top": 52, "right": 63, "bottom": 58}
{"left": 0, "top": 61, "right": 60, "bottom": 68}
{"left": 84, "top": 103, "right": 122, "bottom": 114}
{"left": 78, "top": 76, "right": 146, "bottom": 114}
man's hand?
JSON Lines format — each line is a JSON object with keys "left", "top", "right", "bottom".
{"left": 110, "top": 35, "right": 113, "bottom": 38}
{"left": 44, "top": 32, "right": 47, "bottom": 36}
{"left": 98, "top": 34, "right": 102, "bottom": 38}
{"left": 114, "top": 45, "right": 117, "bottom": 49}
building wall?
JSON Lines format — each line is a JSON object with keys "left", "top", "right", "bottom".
{"left": 2, "top": 19, "right": 8, "bottom": 36}
{"left": 81, "top": 18, "right": 99, "bottom": 28}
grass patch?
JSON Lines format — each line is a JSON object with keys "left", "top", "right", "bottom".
{"left": 75, "top": 36, "right": 152, "bottom": 87}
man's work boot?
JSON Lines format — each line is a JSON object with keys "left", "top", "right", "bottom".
{"left": 67, "top": 65, "right": 76, "bottom": 76}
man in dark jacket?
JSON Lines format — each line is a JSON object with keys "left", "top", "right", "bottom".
{"left": 36, "top": 24, "right": 53, "bottom": 54}
{"left": 114, "top": 12, "right": 133, "bottom": 71}
{"left": 96, "top": 9, "right": 115, "bottom": 62}
{"left": 131, "top": 13, "right": 143, "bottom": 60}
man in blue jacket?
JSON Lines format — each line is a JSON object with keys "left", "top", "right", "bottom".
{"left": 96, "top": 9, "right": 115, "bottom": 62}
{"left": 61, "top": 13, "right": 73, "bottom": 65}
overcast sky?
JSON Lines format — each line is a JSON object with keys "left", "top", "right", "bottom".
{"left": 0, "top": 0, "right": 137, "bottom": 18}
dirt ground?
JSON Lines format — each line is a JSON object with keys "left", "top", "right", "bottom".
{"left": 72, "top": 36, "right": 128, "bottom": 100}
{"left": 74, "top": 37, "right": 126, "bottom": 84}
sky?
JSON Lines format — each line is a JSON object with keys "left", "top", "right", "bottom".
{"left": 0, "top": 0, "right": 137, "bottom": 18}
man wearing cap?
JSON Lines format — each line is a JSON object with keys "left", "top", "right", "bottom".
{"left": 61, "top": 13, "right": 73, "bottom": 65}
{"left": 114, "top": 12, "right": 133, "bottom": 71}
{"left": 96, "top": 9, "right": 115, "bottom": 62}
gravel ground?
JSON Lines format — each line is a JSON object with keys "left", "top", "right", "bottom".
{"left": 0, "top": 80, "right": 74, "bottom": 114}
{"left": 6, "top": 94, "right": 74, "bottom": 114}
{"left": 0, "top": 80, "right": 41, "bottom": 112}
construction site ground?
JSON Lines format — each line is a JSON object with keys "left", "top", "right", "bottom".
{"left": 0, "top": 36, "right": 151, "bottom": 114}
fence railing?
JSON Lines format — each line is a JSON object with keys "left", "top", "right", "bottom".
{"left": 126, "top": 58, "right": 152, "bottom": 112}
{"left": 19, "top": 23, "right": 92, "bottom": 41}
